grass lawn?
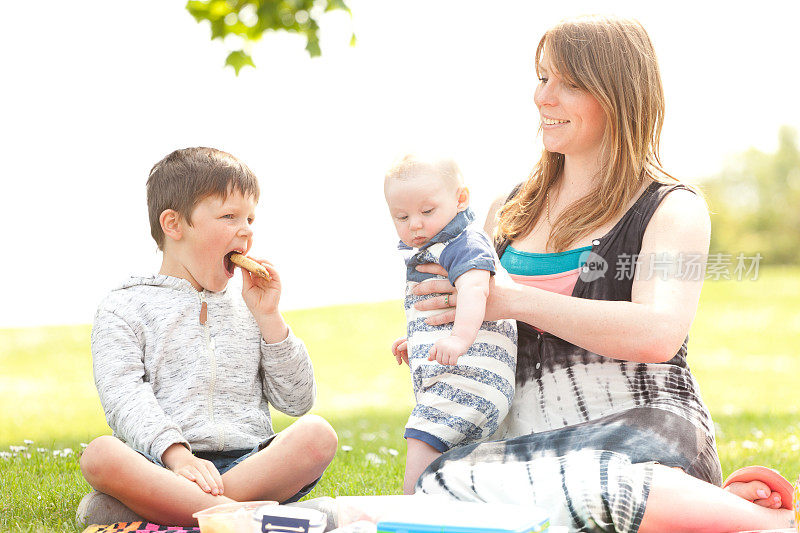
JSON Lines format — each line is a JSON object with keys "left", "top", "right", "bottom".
{"left": 1, "top": 267, "right": 799, "bottom": 532}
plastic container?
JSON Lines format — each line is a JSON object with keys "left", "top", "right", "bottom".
{"left": 328, "top": 521, "right": 378, "bottom": 533}
{"left": 794, "top": 476, "right": 799, "bottom": 533}
{"left": 193, "top": 501, "right": 278, "bottom": 533}
{"left": 252, "top": 505, "right": 327, "bottom": 533}
{"left": 337, "top": 495, "right": 448, "bottom": 526}
{"left": 376, "top": 501, "right": 549, "bottom": 533}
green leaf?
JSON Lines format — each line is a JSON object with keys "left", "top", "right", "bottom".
{"left": 325, "top": 0, "right": 351, "bottom": 13}
{"left": 186, "top": 0, "right": 352, "bottom": 70}
{"left": 210, "top": 18, "right": 227, "bottom": 39}
{"left": 225, "top": 50, "right": 255, "bottom": 75}
{"left": 186, "top": 1, "right": 211, "bottom": 21}
{"left": 305, "top": 33, "right": 321, "bottom": 57}
{"left": 209, "top": 0, "right": 233, "bottom": 19}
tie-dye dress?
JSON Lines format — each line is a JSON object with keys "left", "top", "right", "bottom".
{"left": 416, "top": 182, "right": 722, "bottom": 533}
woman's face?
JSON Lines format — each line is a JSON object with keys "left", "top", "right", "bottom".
{"left": 534, "top": 53, "right": 606, "bottom": 161}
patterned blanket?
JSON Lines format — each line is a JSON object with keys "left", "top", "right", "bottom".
{"left": 82, "top": 522, "right": 200, "bottom": 533}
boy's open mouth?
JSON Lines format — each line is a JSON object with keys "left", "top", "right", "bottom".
{"left": 224, "top": 250, "right": 243, "bottom": 276}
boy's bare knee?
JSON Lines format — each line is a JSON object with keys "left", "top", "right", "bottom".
{"left": 80, "top": 435, "right": 125, "bottom": 487}
{"left": 291, "top": 415, "right": 338, "bottom": 465}
{"left": 80, "top": 436, "right": 110, "bottom": 483}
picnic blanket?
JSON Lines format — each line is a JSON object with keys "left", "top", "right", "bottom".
{"left": 82, "top": 523, "right": 200, "bottom": 533}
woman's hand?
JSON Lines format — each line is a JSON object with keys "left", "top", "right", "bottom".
{"left": 412, "top": 264, "right": 514, "bottom": 326}
{"left": 412, "top": 264, "right": 457, "bottom": 325}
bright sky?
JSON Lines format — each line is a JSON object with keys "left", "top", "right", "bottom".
{"left": 2, "top": 1, "right": 799, "bottom": 328}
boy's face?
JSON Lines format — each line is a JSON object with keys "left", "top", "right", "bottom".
{"left": 385, "top": 173, "right": 467, "bottom": 248}
{"left": 165, "top": 190, "right": 257, "bottom": 292}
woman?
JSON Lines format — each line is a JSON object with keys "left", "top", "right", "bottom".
{"left": 404, "top": 15, "right": 794, "bottom": 532}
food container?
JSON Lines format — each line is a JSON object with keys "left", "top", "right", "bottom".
{"left": 328, "top": 521, "right": 379, "bottom": 533}
{"left": 194, "top": 501, "right": 278, "bottom": 533}
{"left": 794, "top": 475, "right": 799, "bottom": 533}
{"left": 252, "top": 505, "right": 327, "bottom": 533}
{"left": 337, "top": 496, "right": 433, "bottom": 526}
{"left": 376, "top": 501, "right": 549, "bottom": 533}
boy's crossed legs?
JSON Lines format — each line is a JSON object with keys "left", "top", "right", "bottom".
{"left": 80, "top": 415, "right": 337, "bottom": 526}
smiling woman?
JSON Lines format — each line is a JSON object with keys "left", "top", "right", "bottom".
{"left": 535, "top": 61, "right": 606, "bottom": 164}
{"left": 408, "top": 15, "right": 796, "bottom": 532}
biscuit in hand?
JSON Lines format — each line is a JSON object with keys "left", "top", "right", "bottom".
{"left": 229, "top": 253, "right": 271, "bottom": 281}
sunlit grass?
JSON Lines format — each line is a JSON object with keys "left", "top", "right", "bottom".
{"left": 689, "top": 266, "right": 800, "bottom": 475}
{"left": 0, "top": 412, "right": 409, "bottom": 533}
{"left": 1, "top": 268, "right": 798, "bottom": 531}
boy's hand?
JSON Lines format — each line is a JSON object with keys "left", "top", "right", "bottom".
{"left": 391, "top": 337, "right": 409, "bottom": 366}
{"left": 241, "top": 258, "right": 280, "bottom": 315}
{"left": 429, "top": 336, "right": 470, "bottom": 366}
{"left": 241, "top": 259, "right": 289, "bottom": 343}
{"left": 162, "top": 443, "right": 224, "bottom": 496}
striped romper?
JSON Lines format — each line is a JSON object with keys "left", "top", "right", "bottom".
{"left": 417, "top": 182, "right": 722, "bottom": 533}
{"left": 401, "top": 208, "right": 518, "bottom": 453}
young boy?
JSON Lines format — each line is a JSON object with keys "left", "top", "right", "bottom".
{"left": 384, "top": 154, "right": 517, "bottom": 494}
{"left": 77, "top": 147, "right": 338, "bottom": 527}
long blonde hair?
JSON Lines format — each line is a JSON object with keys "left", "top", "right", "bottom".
{"left": 497, "top": 15, "right": 679, "bottom": 251}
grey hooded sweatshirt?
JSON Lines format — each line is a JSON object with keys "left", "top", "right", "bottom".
{"left": 91, "top": 275, "right": 315, "bottom": 463}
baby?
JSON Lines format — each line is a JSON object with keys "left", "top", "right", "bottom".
{"left": 384, "top": 154, "right": 517, "bottom": 494}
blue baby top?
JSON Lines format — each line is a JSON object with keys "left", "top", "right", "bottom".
{"left": 398, "top": 208, "right": 496, "bottom": 285}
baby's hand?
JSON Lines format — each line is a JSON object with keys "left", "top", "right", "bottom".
{"left": 391, "top": 337, "right": 409, "bottom": 366}
{"left": 429, "top": 336, "right": 470, "bottom": 366}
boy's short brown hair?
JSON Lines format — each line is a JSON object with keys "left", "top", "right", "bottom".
{"left": 147, "top": 147, "right": 260, "bottom": 250}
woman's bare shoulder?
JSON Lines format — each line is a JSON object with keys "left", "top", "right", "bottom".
{"left": 653, "top": 186, "right": 710, "bottom": 228}
{"left": 644, "top": 185, "right": 711, "bottom": 250}
{"left": 484, "top": 193, "right": 511, "bottom": 234}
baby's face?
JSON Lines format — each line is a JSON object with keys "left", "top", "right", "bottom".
{"left": 385, "top": 173, "right": 465, "bottom": 248}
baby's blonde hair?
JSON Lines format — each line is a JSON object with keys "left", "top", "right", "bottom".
{"left": 384, "top": 153, "right": 464, "bottom": 192}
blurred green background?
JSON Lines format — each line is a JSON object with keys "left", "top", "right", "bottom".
{"left": 2, "top": 269, "right": 799, "bottom": 530}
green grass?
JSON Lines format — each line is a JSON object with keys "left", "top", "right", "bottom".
{"left": 1, "top": 270, "right": 799, "bottom": 532}
{"left": 690, "top": 266, "right": 800, "bottom": 475}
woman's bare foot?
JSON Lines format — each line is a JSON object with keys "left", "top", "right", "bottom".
{"left": 724, "top": 479, "right": 785, "bottom": 509}
{"left": 722, "top": 466, "right": 795, "bottom": 510}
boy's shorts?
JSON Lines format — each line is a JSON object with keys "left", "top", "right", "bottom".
{"left": 137, "top": 433, "right": 319, "bottom": 503}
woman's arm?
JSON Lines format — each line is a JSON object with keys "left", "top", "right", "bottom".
{"left": 430, "top": 269, "right": 491, "bottom": 365}
{"left": 420, "top": 189, "right": 711, "bottom": 363}
{"left": 484, "top": 194, "right": 507, "bottom": 235}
